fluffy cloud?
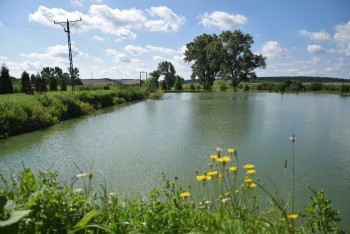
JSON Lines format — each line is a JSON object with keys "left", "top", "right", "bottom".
{"left": 71, "top": 0, "right": 84, "bottom": 7}
{"left": 145, "top": 6, "right": 185, "bottom": 32}
{"left": 198, "top": 11, "right": 247, "bottom": 30}
{"left": 29, "top": 5, "right": 185, "bottom": 41}
{"left": 260, "top": 41, "right": 289, "bottom": 59}
{"left": 298, "top": 29, "right": 331, "bottom": 41}
{"left": 146, "top": 45, "right": 175, "bottom": 54}
{"left": 20, "top": 45, "right": 76, "bottom": 60}
{"left": 334, "top": 21, "right": 350, "bottom": 56}
{"left": 105, "top": 49, "right": 130, "bottom": 63}
{"left": 307, "top": 44, "right": 325, "bottom": 54}
{"left": 124, "top": 45, "right": 148, "bottom": 56}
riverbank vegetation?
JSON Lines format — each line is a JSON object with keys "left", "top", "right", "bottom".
{"left": 0, "top": 86, "right": 149, "bottom": 138}
{"left": 0, "top": 143, "right": 344, "bottom": 233}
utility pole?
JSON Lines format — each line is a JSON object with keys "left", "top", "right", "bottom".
{"left": 139, "top": 72, "right": 147, "bottom": 86}
{"left": 54, "top": 18, "right": 82, "bottom": 91}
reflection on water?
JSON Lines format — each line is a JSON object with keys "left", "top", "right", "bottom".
{"left": 0, "top": 92, "right": 349, "bottom": 230}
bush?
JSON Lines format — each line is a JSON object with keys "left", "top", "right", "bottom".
{"left": 213, "top": 80, "right": 227, "bottom": 91}
{"left": 189, "top": 83, "right": 195, "bottom": 91}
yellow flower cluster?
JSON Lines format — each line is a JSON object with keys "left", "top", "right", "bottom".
{"left": 180, "top": 192, "right": 191, "bottom": 198}
{"left": 215, "top": 156, "right": 232, "bottom": 164}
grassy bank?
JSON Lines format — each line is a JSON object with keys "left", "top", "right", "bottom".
{"left": 0, "top": 144, "right": 344, "bottom": 233}
{"left": 0, "top": 86, "right": 148, "bottom": 138}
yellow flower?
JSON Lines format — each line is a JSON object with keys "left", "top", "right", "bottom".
{"left": 216, "top": 156, "right": 232, "bottom": 164}
{"left": 246, "top": 169, "right": 256, "bottom": 175}
{"left": 287, "top": 214, "right": 298, "bottom": 220}
{"left": 180, "top": 192, "right": 191, "bottom": 198}
{"left": 207, "top": 170, "right": 218, "bottom": 176}
{"left": 243, "top": 164, "right": 254, "bottom": 170}
{"left": 229, "top": 166, "right": 237, "bottom": 172}
{"left": 227, "top": 148, "right": 236, "bottom": 154}
{"left": 249, "top": 183, "right": 257, "bottom": 189}
{"left": 196, "top": 175, "right": 212, "bottom": 181}
{"left": 210, "top": 154, "right": 218, "bottom": 160}
{"left": 218, "top": 173, "right": 223, "bottom": 179}
{"left": 245, "top": 178, "right": 253, "bottom": 183}
{"left": 234, "top": 189, "right": 239, "bottom": 194}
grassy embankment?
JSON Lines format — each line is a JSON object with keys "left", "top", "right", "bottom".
{"left": 0, "top": 86, "right": 159, "bottom": 138}
{"left": 0, "top": 144, "right": 344, "bottom": 233}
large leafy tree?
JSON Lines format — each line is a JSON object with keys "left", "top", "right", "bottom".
{"left": 157, "top": 61, "right": 176, "bottom": 90}
{"left": 0, "top": 63, "right": 13, "bottom": 94}
{"left": 184, "top": 34, "right": 222, "bottom": 90}
{"left": 184, "top": 30, "right": 266, "bottom": 88}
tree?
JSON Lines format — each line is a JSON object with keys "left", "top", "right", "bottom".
{"left": 60, "top": 78, "right": 67, "bottom": 91}
{"left": 70, "top": 67, "right": 81, "bottom": 90}
{"left": 20, "top": 71, "right": 31, "bottom": 93}
{"left": 145, "top": 70, "right": 160, "bottom": 92}
{"left": 157, "top": 61, "right": 176, "bottom": 90}
{"left": 184, "top": 30, "right": 266, "bottom": 88}
{"left": 48, "top": 74, "right": 58, "bottom": 91}
{"left": 0, "top": 63, "right": 13, "bottom": 94}
{"left": 174, "top": 75, "right": 183, "bottom": 91}
{"left": 184, "top": 34, "right": 222, "bottom": 89}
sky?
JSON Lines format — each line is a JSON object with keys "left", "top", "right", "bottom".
{"left": 0, "top": 0, "right": 349, "bottom": 80}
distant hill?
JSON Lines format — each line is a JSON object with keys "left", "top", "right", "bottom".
{"left": 252, "top": 76, "right": 350, "bottom": 83}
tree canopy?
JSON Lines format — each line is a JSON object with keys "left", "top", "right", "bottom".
{"left": 0, "top": 63, "right": 13, "bottom": 94}
{"left": 184, "top": 30, "right": 266, "bottom": 88}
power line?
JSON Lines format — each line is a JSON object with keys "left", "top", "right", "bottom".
{"left": 54, "top": 18, "right": 82, "bottom": 91}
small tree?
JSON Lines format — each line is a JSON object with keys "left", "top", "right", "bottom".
{"left": 174, "top": 75, "right": 183, "bottom": 91}
{"left": 189, "top": 83, "right": 195, "bottom": 91}
{"left": 0, "top": 63, "right": 13, "bottom": 94}
{"left": 48, "top": 75, "right": 58, "bottom": 91}
{"left": 60, "top": 78, "right": 67, "bottom": 91}
{"left": 160, "top": 80, "right": 167, "bottom": 90}
{"left": 20, "top": 71, "right": 30, "bottom": 93}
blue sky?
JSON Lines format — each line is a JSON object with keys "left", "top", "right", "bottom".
{"left": 0, "top": 0, "right": 349, "bottom": 80}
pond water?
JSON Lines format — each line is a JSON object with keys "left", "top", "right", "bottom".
{"left": 1, "top": 92, "right": 350, "bottom": 229}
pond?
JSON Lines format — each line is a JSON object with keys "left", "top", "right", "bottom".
{"left": 1, "top": 92, "right": 350, "bottom": 229}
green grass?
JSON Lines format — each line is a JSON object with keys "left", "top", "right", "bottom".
{"left": 0, "top": 86, "right": 148, "bottom": 137}
{"left": 0, "top": 142, "right": 344, "bottom": 233}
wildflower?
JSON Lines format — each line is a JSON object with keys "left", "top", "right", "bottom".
{"left": 210, "top": 154, "right": 218, "bottom": 160}
{"left": 216, "top": 156, "right": 231, "bottom": 164}
{"left": 196, "top": 175, "right": 212, "bottom": 181}
{"left": 75, "top": 173, "right": 87, "bottom": 178}
{"left": 247, "top": 169, "right": 256, "bottom": 175}
{"left": 221, "top": 198, "right": 230, "bottom": 204}
{"left": 207, "top": 170, "right": 218, "bottom": 176}
{"left": 216, "top": 147, "right": 222, "bottom": 153}
{"left": 229, "top": 166, "right": 237, "bottom": 172}
{"left": 249, "top": 183, "right": 257, "bottom": 189}
{"left": 74, "top": 188, "right": 83, "bottom": 194}
{"left": 289, "top": 134, "right": 296, "bottom": 143}
{"left": 109, "top": 192, "right": 117, "bottom": 197}
{"left": 180, "top": 192, "right": 191, "bottom": 198}
{"left": 218, "top": 173, "right": 223, "bottom": 179}
{"left": 227, "top": 148, "right": 235, "bottom": 154}
{"left": 245, "top": 177, "right": 253, "bottom": 183}
{"left": 234, "top": 189, "right": 239, "bottom": 194}
{"left": 88, "top": 172, "right": 93, "bottom": 179}
{"left": 287, "top": 214, "right": 298, "bottom": 220}
{"left": 243, "top": 164, "right": 254, "bottom": 170}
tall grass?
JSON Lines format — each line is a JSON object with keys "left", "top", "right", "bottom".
{"left": 0, "top": 141, "right": 344, "bottom": 233}
{"left": 0, "top": 86, "right": 148, "bottom": 137}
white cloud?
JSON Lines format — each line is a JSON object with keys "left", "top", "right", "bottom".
{"left": 105, "top": 49, "right": 130, "bottom": 63}
{"left": 145, "top": 6, "right": 185, "bottom": 32}
{"left": 309, "top": 56, "right": 321, "bottom": 64}
{"left": 334, "top": 20, "right": 350, "bottom": 56}
{"left": 153, "top": 55, "right": 167, "bottom": 62}
{"left": 146, "top": 45, "right": 175, "bottom": 54}
{"left": 260, "top": 41, "right": 289, "bottom": 59}
{"left": 0, "top": 55, "right": 8, "bottom": 60}
{"left": 20, "top": 45, "right": 73, "bottom": 60}
{"left": 307, "top": 44, "right": 325, "bottom": 54}
{"left": 90, "top": 35, "right": 105, "bottom": 42}
{"left": 198, "top": 11, "right": 247, "bottom": 30}
{"left": 298, "top": 29, "right": 331, "bottom": 41}
{"left": 29, "top": 5, "right": 185, "bottom": 41}
{"left": 71, "top": 0, "right": 84, "bottom": 7}
{"left": 124, "top": 45, "right": 148, "bottom": 56}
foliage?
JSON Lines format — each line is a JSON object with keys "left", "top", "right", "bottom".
{"left": 0, "top": 64, "right": 13, "bottom": 94}
{"left": 160, "top": 80, "right": 167, "bottom": 91}
{"left": 184, "top": 30, "right": 266, "bottom": 88}
{"left": 0, "top": 144, "right": 343, "bottom": 233}
{"left": 20, "top": 71, "right": 30, "bottom": 93}
{"left": 60, "top": 78, "right": 67, "bottom": 91}
{"left": 0, "top": 86, "right": 148, "bottom": 136}
{"left": 213, "top": 79, "right": 228, "bottom": 91}
{"left": 174, "top": 75, "right": 183, "bottom": 91}
{"left": 189, "top": 83, "right": 195, "bottom": 91}
{"left": 48, "top": 76, "right": 58, "bottom": 91}
{"left": 156, "top": 61, "right": 176, "bottom": 90}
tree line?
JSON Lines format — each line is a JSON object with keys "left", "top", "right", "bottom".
{"left": 0, "top": 63, "right": 82, "bottom": 94}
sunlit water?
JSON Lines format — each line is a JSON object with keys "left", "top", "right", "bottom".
{"left": 1, "top": 92, "right": 350, "bottom": 230}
